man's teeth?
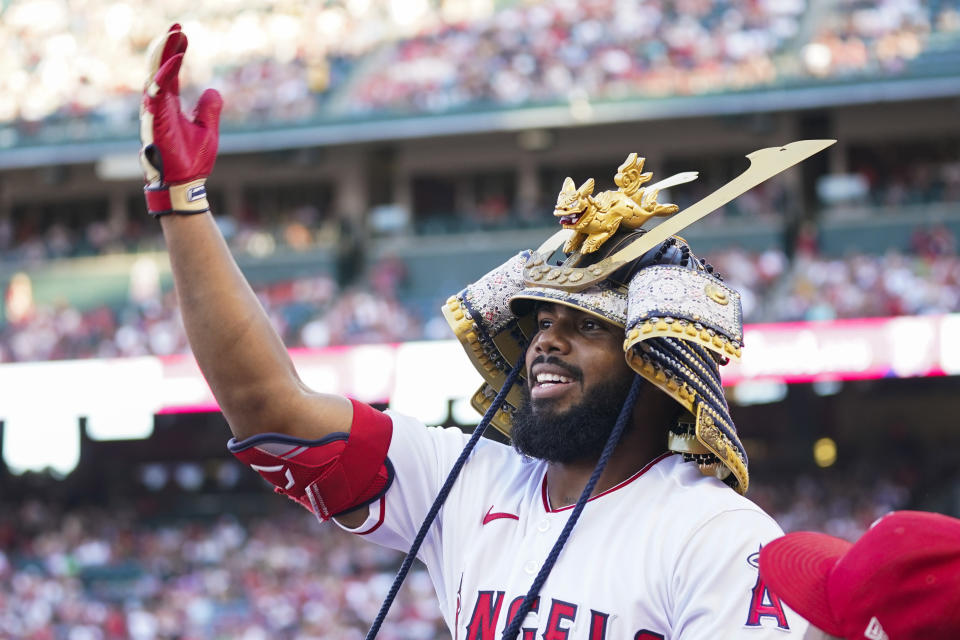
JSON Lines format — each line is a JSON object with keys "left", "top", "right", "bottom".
{"left": 536, "top": 373, "right": 573, "bottom": 385}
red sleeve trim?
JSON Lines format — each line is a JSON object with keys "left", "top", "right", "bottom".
{"left": 345, "top": 398, "right": 393, "bottom": 476}
{"left": 340, "top": 402, "right": 391, "bottom": 535}
{"left": 349, "top": 398, "right": 392, "bottom": 435}
{"left": 353, "top": 496, "right": 387, "bottom": 536}
{"left": 307, "top": 399, "right": 393, "bottom": 518}
{"left": 227, "top": 400, "right": 394, "bottom": 521}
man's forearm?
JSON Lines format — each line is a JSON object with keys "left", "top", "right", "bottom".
{"left": 160, "top": 213, "right": 306, "bottom": 436}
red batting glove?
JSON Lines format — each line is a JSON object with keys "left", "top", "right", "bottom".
{"left": 140, "top": 24, "right": 223, "bottom": 217}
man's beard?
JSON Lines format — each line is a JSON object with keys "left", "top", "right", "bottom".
{"left": 511, "top": 373, "right": 634, "bottom": 464}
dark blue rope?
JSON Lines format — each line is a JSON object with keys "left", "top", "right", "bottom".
{"left": 365, "top": 353, "right": 526, "bottom": 640}
{"left": 500, "top": 374, "right": 645, "bottom": 640}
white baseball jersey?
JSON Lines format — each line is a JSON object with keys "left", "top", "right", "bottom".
{"left": 338, "top": 409, "right": 806, "bottom": 639}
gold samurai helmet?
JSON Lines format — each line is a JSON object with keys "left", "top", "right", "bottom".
{"left": 442, "top": 141, "right": 835, "bottom": 495}
{"left": 444, "top": 154, "right": 747, "bottom": 491}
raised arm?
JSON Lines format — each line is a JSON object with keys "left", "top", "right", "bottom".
{"left": 139, "top": 25, "right": 352, "bottom": 442}
{"left": 161, "top": 214, "right": 354, "bottom": 440}
{"left": 139, "top": 25, "right": 394, "bottom": 527}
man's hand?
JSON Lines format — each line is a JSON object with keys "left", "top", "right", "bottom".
{"left": 140, "top": 24, "right": 223, "bottom": 217}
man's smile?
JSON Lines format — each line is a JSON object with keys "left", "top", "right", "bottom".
{"left": 529, "top": 358, "right": 582, "bottom": 401}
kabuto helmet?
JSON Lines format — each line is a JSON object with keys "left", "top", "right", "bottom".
{"left": 443, "top": 153, "right": 749, "bottom": 492}
{"left": 366, "top": 140, "right": 835, "bottom": 640}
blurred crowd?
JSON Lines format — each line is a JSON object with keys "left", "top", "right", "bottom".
{"left": 0, "top": 461, "right": 949, "bottom": 639}
{"left": 7, "top": 149, "right": 960, "bottom": 267}
{"left": 0, "top": 202, "right": 345, "bottom": 265}
{"left": 3, "top": 238, "right": 959, "bottom": 363}
{"left": 0, "top": 502, "right": 443, "bottom": 640}
{"left": 800, "top": 0, "right": 959, "bottom": 79}
{"left": 2, "top": 0, "right": 959, "bottom": 139}
{"left": 350, "top": 0, "right": 960, "bottom": 113}
{"left": 0, "top": 0, "right": 422, "bottom": 138}
{"left": 347, "top": 0, "right": 801, "bottom": 114}
{"left": 773, "top": 239, "right": 960, "bottom": 321}
{"left": 0, "top": 255, "right": 425, "bottom": 363}
{"left": 852, "top": 158, "right": 960, "bottom": 211}
{"left": 752, "top": 470, "right": 917, "bottom": 544}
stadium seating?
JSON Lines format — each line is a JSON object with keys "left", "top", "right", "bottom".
{"left": 2, "top": 0, "right": 959, "bottom": 145}
{"left": 0, "top": 464, "right": 935, "bottom": 639}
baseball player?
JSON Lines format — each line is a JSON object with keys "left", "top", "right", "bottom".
{"left": 759, "top": 510, "right": 960, "bottom": 640}
{"left": 141, "top": 24, "right": 812, "bottom": 638}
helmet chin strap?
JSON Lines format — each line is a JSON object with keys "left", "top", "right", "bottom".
{"left": 500, "top": 374, "right": 645, "bottom": 640}
{"left": 365, "top": 352, "right": 527, "bottom": 640}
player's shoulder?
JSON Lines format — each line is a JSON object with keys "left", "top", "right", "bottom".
{"left": 385, "top": 409, "right": 527, "bottom": 469}
{"left": 651, "top": 454, "right": 780, "bottom": 531}
{"left": 384, "top": 409, "right": 545, "bottom": 509}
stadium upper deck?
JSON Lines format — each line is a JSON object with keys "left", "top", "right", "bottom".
{"left": 1, "top": 0, "right": 959, "bottom": 166}
{"left": 1, "top": 0, "right": 959, "bottom": 365}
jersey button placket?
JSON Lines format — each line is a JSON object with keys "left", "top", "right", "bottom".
{"left": 523, "top": 519, "right": 551, "bottom": 576}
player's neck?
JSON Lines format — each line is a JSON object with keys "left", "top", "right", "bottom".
{"left": 545, "top": 420, "right": 663, "bottom": 509}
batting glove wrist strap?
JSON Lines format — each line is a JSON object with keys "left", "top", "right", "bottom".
{"left": 144, "top": 179, "right": 209, "bottom": 217}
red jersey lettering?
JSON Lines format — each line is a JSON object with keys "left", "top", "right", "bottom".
{"left": 466, "top": 591, "right": 505, "bottom": 640}
{"left": 505, "top": 596, "right": 539, "bottom": 640}
{"left": 588, "top": 610, "right": 610, "bottom": 640}
{"left": 745, "top": 575, "right": 790, "bottom": 628}
{"left": 543, "top": 599, "right": 578, "bottom": 640}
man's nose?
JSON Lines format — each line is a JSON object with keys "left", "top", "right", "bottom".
{"left": 533, "top": 322, "right": 572, "bottom": 355}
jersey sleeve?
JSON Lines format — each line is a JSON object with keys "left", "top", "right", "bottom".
{"left": 334, "top": 409, "right": 469, "bottom": 555}
{"left": 670, "top": 508, "right": 809, "bottom": 638}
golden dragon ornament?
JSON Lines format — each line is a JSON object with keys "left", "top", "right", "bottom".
{"left": 553, "top": 153, "right": 679, "bottom": 254}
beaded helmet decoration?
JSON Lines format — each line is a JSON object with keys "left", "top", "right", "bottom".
{"left": 442, "top": 141, "right": 835, "bottom": 495}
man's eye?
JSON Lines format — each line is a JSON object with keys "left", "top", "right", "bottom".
{"left": 538, "top": 318, "right": 552, "bottom": 330}
{"left": 582, "top": 320, "right": 600, "bottom": 331}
